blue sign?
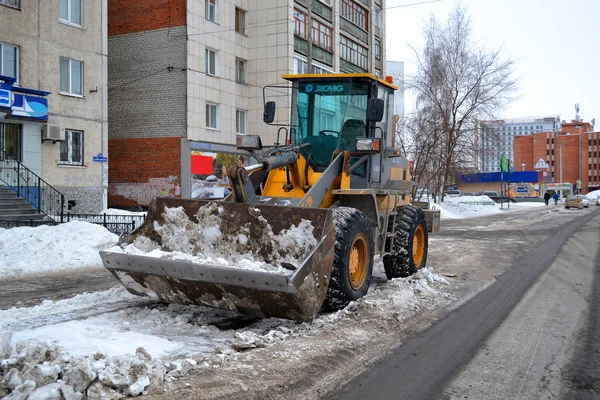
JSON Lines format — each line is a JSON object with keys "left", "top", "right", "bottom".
{"left": 190, "top": 142, "right": 213, "bottom": 150}
{"left": 0, "top": 84, "right": 11, "bottom": 108}
{"left": 93, "top": 153, "right": 108, "bottom": 162}
{"left": 0, "top": 75, "right": 50, "bottom": 122}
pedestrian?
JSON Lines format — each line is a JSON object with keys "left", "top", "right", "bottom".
{"left": 221, "top": 166, "right": 229, "bottom": 184}
{"left": 238, "top": 155, "right": 245, "bottom": 168}
{"left": 544, "top": 191, "right": 550, "bottom": 206}
{"left": 553, "top": 192, "right": 559, "bottom": 205}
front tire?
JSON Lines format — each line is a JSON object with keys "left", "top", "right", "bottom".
{"left": 323, "top": 207, "right": 374, "bottom": 310}
{"left": 383, "top": 205, "right": 428, "bottom": 279}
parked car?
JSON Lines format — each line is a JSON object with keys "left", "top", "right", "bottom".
{"left": 444, "top": 190, "right": 462, "bottom": 197}
{"left": 479, "top": 191, "right": 517, "bottom": 203}
{"left": 564, "top": 195, "right": 584, "bottom": 209}
{"left": 580, "top": 195, "right": 589, "bottom": 208}
{"left": 596, "top": 196, "right": 600, "bottom": 206}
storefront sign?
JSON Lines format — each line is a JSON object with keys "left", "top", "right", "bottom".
{"left": 0, "top": 75, "right": 50, "bottom": 122}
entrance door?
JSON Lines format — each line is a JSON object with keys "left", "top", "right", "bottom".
{"left": 0, "top": 122, "right": 22, "bottom": 161}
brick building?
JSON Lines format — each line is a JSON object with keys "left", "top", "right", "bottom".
{"left": 513, "top": 121, "right": 600, "bottom": 194}
{"left": 107, "top": 0, "right": 387, "bottom": 207}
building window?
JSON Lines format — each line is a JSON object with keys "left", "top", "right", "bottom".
{"left": 0, "top": 0, "right": 19, "bottom": 9}
{"left": 373, "top": 7, "right": 382, "bottom": 28}
{"left": 236, "top": 109, "right": 247, "bottom": 134}
{"left": 235, "top": 58, "right": 246, "bottom": 84}
{"left": 60, "top": 57, "right": 83, "bottom": 96}
{"left": 0, "top": 43, "right": 18, "bottom": 82}
{"left": 59, "top": 0, "right": 82, "bottom": 26}
{"left": 374, "top": 38, "right": 381, "bottom": 60}
{"left": 293, "top": 10, "right": 333, "bottom": 51}
{"left": 293, "top": 57, "right": 333, "bottom": 74}
{"left": 340, "top": 36, "right": 368, "bottom": 70}
{"left": 0, "top": 123, "right": 22, "bottom": 161}
{"left": 206, "top": 0, "right": 217, "bottom": 23}
{"left": 205, "top": 48, "right": 218, "bottom": 76}
{"left": 340, "top": 0, "right": 368, "bottom": 31}
{"left": 235, "top": 8, "right": 246, "bottom": 34}
{"left": 206, "top": 103, "right": 219, "bottom": 129}
{"left": 60, "top": 129, "right": 83, "bottom": 165}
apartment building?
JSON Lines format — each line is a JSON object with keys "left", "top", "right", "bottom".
{"left": 0, "top": 0, "right": 108, "bottom": 213}
{"left": 478, "top": 116, "right": 560, "bottom": 172}
{"left": 514, "top": 121, "right": 599, "bottom": 194}
{"left": 107, "top": 0, "right": 386, "bottom": 207}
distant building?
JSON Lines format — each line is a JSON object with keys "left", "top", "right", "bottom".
{"left": 386, "top": 61, "right": 404, "bottom": 147}
{"left": 514, "top": 121, "right": 599, "bottom": 194}
{"left": 478, "top": 116, "right": 560, "bottom": 172}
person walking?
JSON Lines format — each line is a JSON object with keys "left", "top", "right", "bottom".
{"left": 553, "top": 192, "right": 559, "bottom": 205}
{"left": 544, "top": 191, "right": 550, "bottom": 206}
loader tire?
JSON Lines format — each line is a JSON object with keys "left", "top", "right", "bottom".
{"left": 383, "top": 205, "right": 428, "bottom": 279}
{"left": 323, "top": 207, "right": 374, "bottom": 310}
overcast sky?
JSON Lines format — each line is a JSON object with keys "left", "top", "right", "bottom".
{"left": 386, "top": 0, "right": 600, "bottom": 124}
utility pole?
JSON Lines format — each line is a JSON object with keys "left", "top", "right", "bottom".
{"left": 307, "top": 0, "right": 313, "bottom": 73}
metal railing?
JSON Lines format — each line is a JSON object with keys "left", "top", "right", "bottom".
{"left": 0, "top": 148, "right": 65, "bottom": 222}
{"left": 64, "top": 213, "right": 147, "bottom": 235}
{"left": 0, "top": 213, "right": 147, "bottom": 235}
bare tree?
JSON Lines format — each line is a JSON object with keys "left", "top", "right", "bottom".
{"left": 404, "top": 5, "right": 518, "bottom": 201}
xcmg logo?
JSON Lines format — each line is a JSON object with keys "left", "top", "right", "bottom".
{"left": 304, "top": 84, "right": 346, "bottom": 94}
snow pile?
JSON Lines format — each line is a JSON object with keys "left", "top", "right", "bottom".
{"left": 434, "top": 195, "right": 501, "bottom": 219}
{"left": 0, "top": 341, "right": 168, "bottom": 399}
{"left": 100, "top": 208, "right": 147, "bottom": 216}
{"left": 0, "top": 222, "right": 118, "bottom": 277}
{"left": 586, "top": 189, "right": 600, "bottom": 201}
{"left": 108, "top": 204, "right": 318, "bottom": 275}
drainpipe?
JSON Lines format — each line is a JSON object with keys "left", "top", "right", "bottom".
{"left": 307, "top": 0, "right": 313, "bottom": 73}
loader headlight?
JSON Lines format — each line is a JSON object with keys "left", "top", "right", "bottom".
{"left": 237, "top": 135, "right": 263, "bottom": 150}
{"left": 355, "top": 138, "right": 381, "bottom": 153}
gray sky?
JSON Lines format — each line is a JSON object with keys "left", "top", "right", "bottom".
{"left": 386, "top": 0, "right": 600, "bottom": 124}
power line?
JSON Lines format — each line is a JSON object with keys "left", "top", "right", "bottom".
{"left": 386, "top": 0, "right": 443, "bottom": 9}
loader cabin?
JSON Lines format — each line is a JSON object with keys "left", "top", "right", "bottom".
{"left": 263, "top": 74, "right": 404, "bottom": 189}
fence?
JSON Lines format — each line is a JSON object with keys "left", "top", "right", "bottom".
{"left": 0, "top": 213, "right": 147, "bottom": 235}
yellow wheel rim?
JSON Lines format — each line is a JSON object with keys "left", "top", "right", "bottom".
{"left": 413, "top": 224, "right": 425, "bottom": 268}
{"left": 349, "top": 233, "right": 369, "bottom": 290}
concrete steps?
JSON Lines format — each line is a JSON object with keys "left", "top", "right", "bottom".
{"left": 0, "top": 187, "right": 50, "bottom": 222}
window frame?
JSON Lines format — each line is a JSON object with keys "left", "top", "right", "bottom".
{"left": 206, "top": 0, "right": 218, "bottom": 23}
{"left": 59, "top": 0, "right": 82, "bottom": 27}
{"left": 235, "top": 7, "right": 246, "bottom": 35}
{"left": 374, "top": 38, "right": 381, "bottom": 60}
{"left": 339, "top": 35, "right": 368, "bottom": 70}
{"left": 205, "top": 48, "right": 218, "bottom": 76}
{"left": 340, "top": 0, "right": 368, "bottom": 31}
{"left": 0, "top": 0, "right": 20, "bottom": 9}
{"left": 235, "top": 58, "right": 246, "bottom": 84}
{"left": 236, "top": 109, "right": 247, "bottom": 135}
{"left": 293, "top": 9, "right": 333, "bottom": 51}
{"left": 206, "top": 102, "right": 219, "bottom": 130}
{"left": 60, "top": 57, "right": 84, "bottom": 97}
{"left": 0, "top": 43, "right": 19, "bottom": 83}
{"left": 59, "top": 129, "right": 84, "bottom": 166}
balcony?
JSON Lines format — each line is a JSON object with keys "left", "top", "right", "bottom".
{"left": 295, "top": 0, "right": 333, "bottom": 22}
{"left": 339, "top": 18, "right": 368, "bottom": 43}
{"left": 294, "top": 37, "right": 333, "bottom": 66}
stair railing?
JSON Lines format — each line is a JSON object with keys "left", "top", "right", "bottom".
{"left": 0, "top": 148, "right": 65, "bottom": 222}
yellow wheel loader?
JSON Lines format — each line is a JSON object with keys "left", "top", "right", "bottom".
{"left": 100, "top": 74, "right": 440, "bottom": 321}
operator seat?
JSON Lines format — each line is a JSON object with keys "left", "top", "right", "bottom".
{"left": 338, "top": 119, "right": 366, "bottom": 150}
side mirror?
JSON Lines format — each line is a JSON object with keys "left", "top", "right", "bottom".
{"left": 367, "top": 98, "right": 385, "bottom": 122}
{"left": 264, "top": 101, "right": 276, "bottom": 124}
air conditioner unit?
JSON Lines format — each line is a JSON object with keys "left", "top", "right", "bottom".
{"left": 42, "top": 124, "right": 65, "bottom": 142}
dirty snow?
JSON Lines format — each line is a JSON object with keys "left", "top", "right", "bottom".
{"left": 0, "top": 197, "right": 555, "bottom": 398}
{"left": 0, "top": 221, "right": 118, "bottom": 277}
{"left": 106, "top": 204, "right": 318, "bottom": 275}
{"left": 434, "top": 195, "right": 546, "bottom": 219}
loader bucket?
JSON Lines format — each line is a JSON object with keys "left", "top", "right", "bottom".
{"left": 100, "top": 197, "right": 335, "bottom": 321}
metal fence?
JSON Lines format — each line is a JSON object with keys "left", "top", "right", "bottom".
{"left": 0, "top": 213, "right": 147, "bottom": 235}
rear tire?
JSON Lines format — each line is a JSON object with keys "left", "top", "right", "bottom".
{"left": 323, "top": 207, "right": 374, "bottom": 310}
{"left": 383, "top": 205, "right": 428, "bottom": 279}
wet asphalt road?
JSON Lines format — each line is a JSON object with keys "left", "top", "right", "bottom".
{"left": 331, "top": 206, "right": 600, "bottom": 400}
